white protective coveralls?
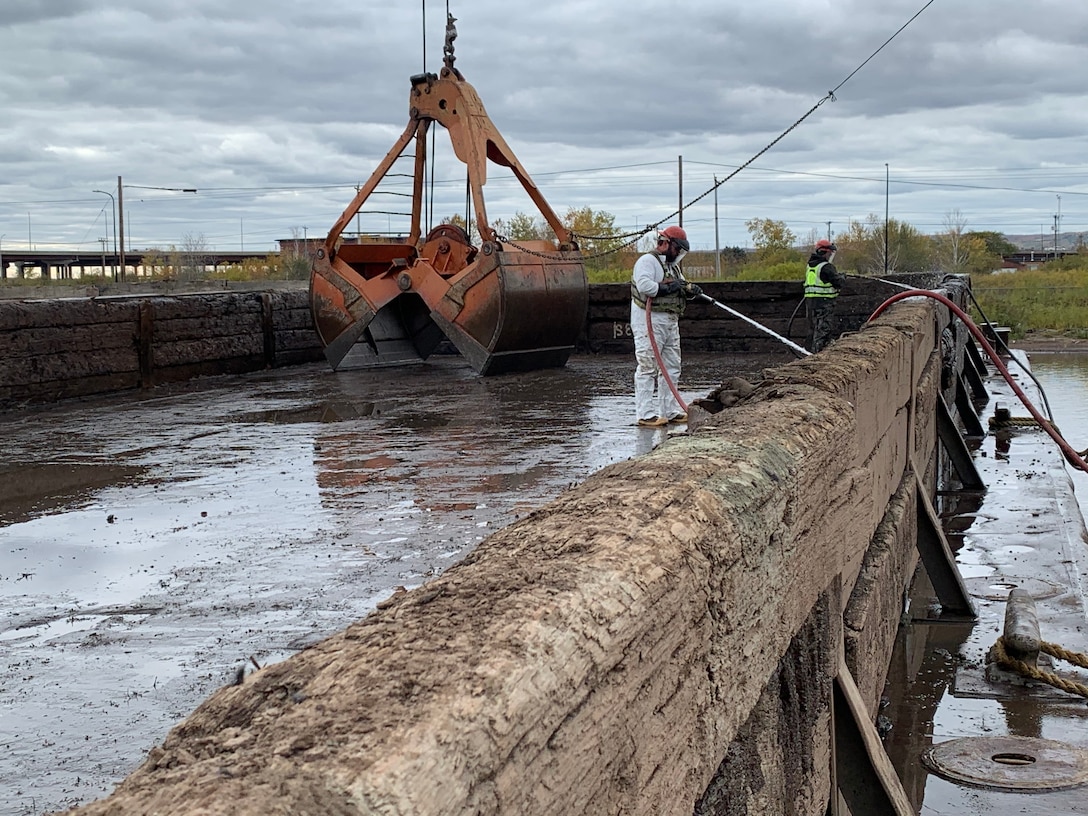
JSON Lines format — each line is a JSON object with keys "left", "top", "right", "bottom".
{"left": 630, "top": 251, "right": 685, "bottom": 423}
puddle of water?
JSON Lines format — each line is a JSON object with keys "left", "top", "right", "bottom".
{"left": 0, "top": 462, "right": 145, "bottom": 525}
{"left": 0, "top": 352, "right": 777, "bottom": 816}
{"left": 883, "top": 352, "right": 1088, "bottom": 814}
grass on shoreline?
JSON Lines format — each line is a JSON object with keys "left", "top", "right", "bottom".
{"left": 970, "top": 268, "right": 1088, "bottom": 340}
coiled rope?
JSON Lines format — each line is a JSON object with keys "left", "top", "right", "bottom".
{"left": 991, "top": 637, "right": 1088, "bottom": 700}
{"left": 988, "top": 416, "right": 1057, "bottom": 430}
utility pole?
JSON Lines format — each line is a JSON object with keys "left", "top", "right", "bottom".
{"left": 1056, "top": 194, "right": 1062, "bottom": 255}
{"left": 356, "top": 184, "right": 363, "bottom": 238}
{"left": 677, "top": 155, "right": 683, "bottom": 229}
{"left": 826, "top": 221, "right": 832, "bottom": 241}
{"left": 713, "top": 176, "right": 720, "bottom": 279}
{"left": 884, "top": 163, "right": 890, "bottom": 276}
{"left": 117, "top": 181, "right": 196, "bottom": 277}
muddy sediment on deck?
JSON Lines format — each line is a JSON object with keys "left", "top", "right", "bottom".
{"left": 1, "top": 352, "right": 781, "bottom": 816}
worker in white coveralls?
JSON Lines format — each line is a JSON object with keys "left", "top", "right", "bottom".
{"left": 629, "top": 225, "right": 702, "bottom": 427}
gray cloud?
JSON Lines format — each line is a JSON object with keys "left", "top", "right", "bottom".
{"left": 2, "top": 0, "right": 1087, "bottom": 254}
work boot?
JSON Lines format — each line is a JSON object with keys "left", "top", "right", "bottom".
{"left": 668, "top": 413, "right": 688, "bottom": 424}
{"left": 637, "top": 416, "right": 667, "bottom": 427}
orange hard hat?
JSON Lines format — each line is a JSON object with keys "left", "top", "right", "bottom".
{"left": 658, "top": 225, "right": 690, "bottom": 252}
{"left": 815, "top": 239, "right": 837, "bottom": 254}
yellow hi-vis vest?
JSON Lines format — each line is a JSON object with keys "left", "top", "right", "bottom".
{"left": 804, "top": 262, "right": 837, "bottom": 298}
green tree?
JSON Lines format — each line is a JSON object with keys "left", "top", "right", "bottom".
{"left": 563, "top": 206, "right": 619, "bottom": 248}
{"left": 492, "top": 211, "right": 546, "bottom": 241}
{"left": 745, "top": 217, "right": 797, "bottom": 263}
{"left": 969, "top": 230, "right": 1018, "bottom": 258}
{"left": 281, "top": 226, "right": 313, "bottom": 280}
{"left": 961, "top": 234, "right": 1001, "bottom": 276}
{"left": 835, "top": 214, "right": 933, "bottom": 276}
{"left": 831, "top": 219, "right": 871, "bottom": 274}
{"left": 718, "top": 246, "right": 749, "bottom": 277}
{"left": 447, "top": 206, "right": 631, "bottom": 274}
{"left": 889, "top": 219, "right": 936, "bottom": 273}
{"left": 561, "top": 206, "right": 630, "bottom": 273}
{"left": 934, "top": 209, "right": 971, "bottom": 273}
{"left": 140, "top": 248, "right": 168, "bottom": 279}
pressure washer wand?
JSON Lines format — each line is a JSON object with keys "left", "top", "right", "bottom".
{"left": 695, "top": 292, "right": 811, "bottom": 357}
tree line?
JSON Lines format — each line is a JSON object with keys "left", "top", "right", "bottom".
{"left": 135, "top": 207, "right": 1084, "bottom": 285}
{"left": 446, "top": 206, "right": 1070, "bottom": 282}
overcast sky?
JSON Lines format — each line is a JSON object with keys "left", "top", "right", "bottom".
{"left": 2, "top": 0, "right": 1087, "bottom": 257}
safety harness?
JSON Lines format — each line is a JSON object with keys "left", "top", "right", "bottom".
{"left": 632, "top": 254, "right": 685, "bottom": 314}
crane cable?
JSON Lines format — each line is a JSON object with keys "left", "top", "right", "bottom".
{"left": 571, "top": 0, "right": 938, "bottom": 247}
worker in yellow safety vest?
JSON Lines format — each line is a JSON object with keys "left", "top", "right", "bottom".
{"left": 804, "top": 239, "right": 846, "bottom": 352}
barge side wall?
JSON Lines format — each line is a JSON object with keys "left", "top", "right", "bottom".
{"left": 0, "top": 279, "right": 918, "bottom": 409}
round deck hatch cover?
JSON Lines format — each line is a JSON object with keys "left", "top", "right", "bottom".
{"left": 964, "top": 575, "right": 1064, "bottom": 601}
{"left": 923, "top": 736, "right": 1088, "bottom": 791}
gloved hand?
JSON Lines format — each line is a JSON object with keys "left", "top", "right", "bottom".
{"left": 683, "top": 282, "right": 703, "bottom": 298}
{"left": 657, "top": 278, "right": 682, "bottom": 296}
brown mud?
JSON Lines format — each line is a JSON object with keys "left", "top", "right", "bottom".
{"left": 0, "top": 351, "right": 782, "bottom": 816}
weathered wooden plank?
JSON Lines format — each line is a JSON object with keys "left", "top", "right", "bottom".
{"left": 152, "top": 314, "right": 265, "bottom": 343}
{"left": 0, "top": 323, "right": 136, "bottom": 356}
{"left": 0, "top": 298, "right": 138, "bottom": 331}
{"left": 152, "top": 336, "right": 264, "bottom": 368}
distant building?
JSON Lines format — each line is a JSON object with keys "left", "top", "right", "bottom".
{"left": 276, "top": 235, "right": 409, "bottom": 254}
{"left": 997, "top": 250, "right": 1077, "bottom": 272}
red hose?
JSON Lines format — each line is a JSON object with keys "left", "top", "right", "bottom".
{"left": 870, "top": 290, "right": 1088, "bottom": 472}
{"left": 645, "top": 297, "right": 689, "bottom": 414}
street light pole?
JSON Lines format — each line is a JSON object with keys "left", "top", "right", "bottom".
{"left": 93, "top": 189, "right": 118, "bottom": 280}
{"left": 0, "top": 234, "right": 5, "bottom": 280}
{"left": 117, "top": 178, "right": 197, "bottom": 280}
{"left": 117, "top": 175, "right": 125, "bottom": 281}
